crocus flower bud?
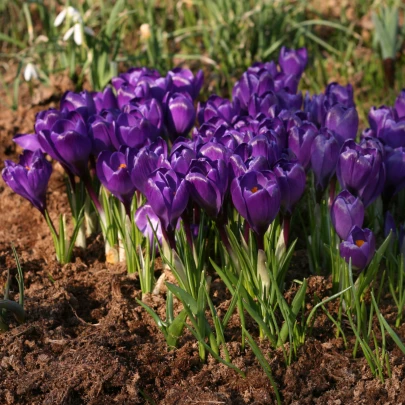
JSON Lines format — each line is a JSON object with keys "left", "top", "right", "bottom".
{"left": 144, "top": 168, "right": 189, "bottom": 232}
{"left": 186, "top": 158, "right": 228, "bottom": 217}
{"left": 395, "top": 90, "right": 405, "bottom": 118}
{"left": 14, "top": 109, "right": 63, "bottom": 152}
{"left": 368, "top": 106, "right": 396, "bottom": 134}
{"left": 89, "top": 112, "right": 119, "bottom": 154}
{"left": 304, "top": 92, "right": 326, "bottom": 127}
{"left": 274, "top": 72, "right": 300, "bottom": 94}
{"left": 231, "top": 170, "right": 281, "bottom": 236}
{"left": 310, "top": 128, "right": 340, "bottom": 191}
{"left": 2, "top": 150, "right": 52, "bottom": 214}
{"left": 377, "top": 116, "right": 405, "bottom": 149}
{"left": 164, "top": 92, "right": 196, "bottom": 139}
{"left": 277, "top": 90, "right": 303, "bottom": 111}
{"left": 336, "top": 140, "right": 386, "bottom": 207}
{"left": 384, "top": 147, "right": 405, "bottom": 198}
{"left": 324, "top": 104, "right": 359, "bottom": 146}
{"left": 233, "top": 71, "right": 274, "bottom": 111}
{"left": 248, "top": 92, "right": 278, "bottom": 118}
{"left": 60, "top": 90, "right": 97, "bottom": 121}
{"left": 130, "top": 148, "right": 170, "bottom": 194}
{"left": 288, "top": 122, "right": 318, "bottom": 171}
{"left": 115, "top": 112, "right": 158, "bottom": 149}
{"left": 167, "top": 67, "right": 204, "bottom": 100}
{"left": 278, "top": 47, "right": 308, "bottom": 76}
{"left": 170, "top": 143, "right": 196, "bottom": 176}
{"left": 135, "top": 203, "right": 163, "bottom": 245}
{"left": 38, "top": 112, "right": 92, "bottom": 176}
{"left": 96, "top": 149, "right": 136, "bottom": 212}
{"left": 92, "top": 87, "right": 119, "bottom": 112}
{"left": 273, "top": 160, "right": 306, "bottom": 213}
{"left": 339, "top": 226, "right": 375, "bottom": 270}
{"left": 228, "top": 155, "right": 269, "bottom": 182}
{"left": 325, "top": 82, "right": 354, "bottom": 108}
{"left": 331, "top": 190, "right": 365, "bottom": 240}
{"left": 197, "top": 95, "right": 239, "bottom": 125}
{"left": 384, "top": 211, "right": 397, "bottom": 239}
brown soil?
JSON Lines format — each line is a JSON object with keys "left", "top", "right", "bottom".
{"left": 1, "top": 75, "right": 405, "bottom": 405}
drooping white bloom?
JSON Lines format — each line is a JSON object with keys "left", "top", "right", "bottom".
{"left": 54, "top": 6, "right": 82, "bottom": 27}
{"left": 23, "top": 63, "right": 39, "bottom": 82}
{"left": 54, "top": 6, "right": 94, "bottom": 46}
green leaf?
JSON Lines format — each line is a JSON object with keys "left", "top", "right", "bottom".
{"left": 166, "top": 283, "right": 198, "bottom": 315}
{"left": 371, "top": 292, "right": 405, "bottom": 355}
{"left": 0, "top": 299, "right": 25, "bottom": 323}
{"left": 243, "top": 328, "right": 281, "bottom": 404}
{"left": 278, "top": 279, "right": 307, "bottom": 346}
{"left": 166, "top": 309, "right": 188, "bottom": 348}
{"left": 0, "top": 33, "right": 26, "bottom": 49}
{"left": 136, "top": 299, "right": 167, "bottom": 331}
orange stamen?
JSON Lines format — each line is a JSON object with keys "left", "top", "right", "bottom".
{"left": 355, "top": 240, "right": 365, "bottom": 247}
{"left": 25, "top": 166, "right": 30, "bottom": 171}
{"left": 118, "top": 163, "right": 127, "bottom": 169}
{"left": 251, "top": 186, "right": 259, "bottom": 193}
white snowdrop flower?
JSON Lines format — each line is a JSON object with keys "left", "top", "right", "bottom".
{"left": 24, "top": 63, "right": 39, "bottom": 82}
{"left": 54, "top": 6, "right": 82, "bottom": 27}
{"left": 63, "top": 23, "right": 94, "bottom": 46}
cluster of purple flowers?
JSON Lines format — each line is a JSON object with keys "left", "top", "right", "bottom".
{"left": 3, "top": 46, "right": 405, "bottom": 270}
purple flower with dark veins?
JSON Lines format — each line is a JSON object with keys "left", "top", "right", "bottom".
{"left": 2, "top": 150, "right": 52, "bottom": 214}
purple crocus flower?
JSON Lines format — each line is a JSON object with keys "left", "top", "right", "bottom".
{"left": 368, "top": 106, "right": 396, "bottom": 134}
{"left": 96, "top": 149, "right": 136, "bottom": 214}
{"left": 198, "top": 95, "right": 239, "bottom": 125}
{"left": 197, "top": 140, "right": 232, "bottom": 163}
{"left": 233, "top": 70, "right": 274, "bottom": 111}
{"left": 135, "top": 203, "right": 163, "bottom": 246}
{"left": 325, "top": 82, "right": 354, "bottom": 108}
{"left": 115, "top": 112, "right": 158, "bottom": 149}
{"left": 164, "top": 92, "right": 196, "bottom": 139}
{"left": 278, "top": 46, "right": 308, "bottom": 76}
{"left": 167, "top": 67, "right": 204, "bottom": 100}
{"left": 144, "top": 168, "right": 189, "bottom": 232}
{"left": 384, "top": 147, "right": 405, "bottom": 198}
{"left": 89, "top": 111, "right": 119, "bottom": 154}
{"left": 331, "top": 190, "right": 365, "bottom": 240}
{"left": 310, "top": 128, "right": 340, "bottom": 191}
{"left": 274, "top": 72, "right": 300, "bottom": 94}
{"left": 14, "top": 109, "right": 64, "bottom": 152}
{"left": 336, "top": 140, "right": 386, "bottom": 207}
{"left": 288, "top": 121, "right": 318, "bottom": 171}
{"left": 277, "top": 90, "right": 303, "bottom": 111}
{"left": 60, "top": 90, "right": 97, "bottom": 120}
{"left": 384, "top": 211, "right": 397, "bottom": 239}
{"left": 125, "top": 98, "right": 164, "bottom": 134}
{"left": 231, "top": 170, "right": 281, "bottom": 236}
{"left": 2, "top": 150, "right": 52, "bottom": 214}
{"left": 248, "top": 92, "right": 279, "bottom": 119}
{"left": 304, "top": 93, "right": 326, "bottom": 127}
{"left": 395, "top": 90, "right": 405, "bottom": 118}
{"left": 273, "top": 160, "right": 306, "bottom": 213}
{"left": 228, "top": 154, "right": 270, "bottom": 182}
{"left": 112, "top": 67, "right": 168, "bottom": 105}
{"left": 324, "top": 104, "right": 359, "bottom": 146}
{"left": 186, "top": 158, "right": 228, "bottom": 217}
{"left": 38, "top": 111, "right": 92, "bottom": 176}
{"left": 130, "top": 147, "right": 170, "bottom": 194}
{"left": 340, "top": 226, "right": 376, "bottom": 270}
{"left": 92, "top": 87, "right": 119, "bottom": 112}
{"left": 377, "top": 116, "right": 405, "bottom": 149}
